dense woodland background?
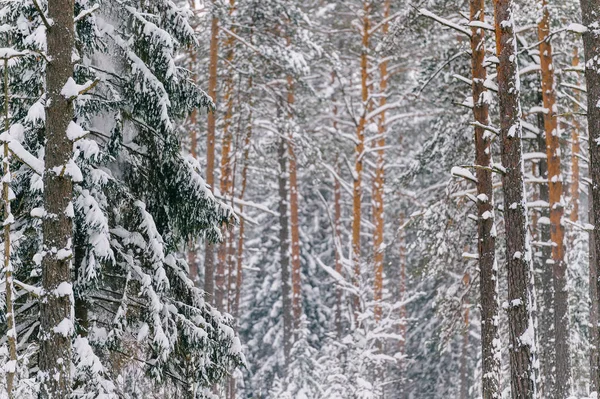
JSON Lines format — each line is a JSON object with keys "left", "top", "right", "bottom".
{"left": 2, "top": 0, "right": 600, "bottom": 398}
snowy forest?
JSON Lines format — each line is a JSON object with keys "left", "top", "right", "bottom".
{"left": 4, "top": 0, "right": 600, "bottom": 398}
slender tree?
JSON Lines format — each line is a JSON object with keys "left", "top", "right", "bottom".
{"left": 39, "top": 0, "right": 76, "bottom": 395}
{"left": 373, "top": 0, "right": 390, "bottom": 323}
{"left": 537, "top": 2, "right": 570, "bottom": 396}
{"left": 278, "top": 135, "right": 293, "bottom": 363}
{"left": 470, "top": 1, "right": 500, "bottom": 396}
{"left": 494, "top": 0, "right": 538, "bottom": 397}
{"left": 580, "top": 0, "right": 600, "bottom": 389}
{"left": 205, "top": 1, "right": 219, "bottom": 304}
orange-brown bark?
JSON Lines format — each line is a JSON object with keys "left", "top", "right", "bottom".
{"left": 204, "top": 7, "right": 219, "bottom": 303}
{"left": 538, "top": 1, "right": 570, "bottom": 394}
{"left": 352, "top": 0, "right": 371, "bottom": 323}
{"left": 373, "top": 0, "right": 390, "bottom": 323}
{"left": 287, "top": 76, "right": 303, "bottom": 330}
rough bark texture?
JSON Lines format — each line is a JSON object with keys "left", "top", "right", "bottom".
{"left": 352, "top": 0, "right": 370, "bottom": 322}
{"left": 536, "top": 110, "right": 555, "bottom": 397}
{"left": 3, "top": 58, "right": 16, "bottom": 399}
{"left": 39, "top": 0, "right": 76, "bottom": 396}
{"left": 537, "top": 3, "right": 570, "bottom": 396}
{"left": 204, "top": 9, "right": 219, "bottom": 304}
{"left": 287, "top": 77, "right": 302, "bottom": 330}
{"left": 493, "top": 1, "right": 537, "bottom": 397}
{"left": 570, "top": 49, "right": 581, "bottom": 224}
{"left": 278, "top": 137, "right": 293, "bottom": 363}
{"left": 373, "top": 0, "right": 390, "bottom": 323}
{"left": 580, "top": 0, "right": 600, "bottom": 390}
{"left": 470, "top": 1, "right": 500, "bottom": 397}
{"left": 590, "top": 200, "right": 599, "bottom": 393}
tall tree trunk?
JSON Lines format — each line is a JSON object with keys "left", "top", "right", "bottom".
{"left": 469, "top": 1, "right": 500, "bottom": 397}
{"left": 537, "top": 3, "right": 570, "bottom": 396}
{"left": 39, "top": 0, "right": 76, "bottom": 395}
{"left": 373, "top": 0, "right": 390, "bottom": 323}
{"left": 590, "top": 197, "right": 599, "bottom": 399}
{"left": 352, "top": 0, "right": 371, "bottom": 323}
{"left": 187, "top": 34, "right": 199, "bottom": 286}
{"left": 287, "top": 76, "right": 302, "bottom": 331}
{"left": 205, "top": 5, "right": 219, "bottom": 305}
{"left": 2, "top": 58, "right": 17, "bottom": 399}
{"left": 493, "top": 0, "right": 538, "bottom": 397}
{"left": 460, "top": 272, "right": 470, "bottom": 399}
{"left": 216, "top": 0, "right": 236, "bottom": 312}
{"left": 398, "top": 213, "right": 407, "bottom": 398}
{"left": 570, "top": 49, "right": 581, "bottom": 224}
{"left": 579, "top": 0, "right": 600, "bottom": 390}
{"left": 536, "top": 108, "right": 555, "bottom": 397}
{"left": 278, "top": 136, "right": 293, "bottom": 363}
{"left": 334, "top": 156, "right": 343, "bottom": 338}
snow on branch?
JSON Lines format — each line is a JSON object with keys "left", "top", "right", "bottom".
{"left": 417, "top": 8, "right": 471, "bottom": 37}
{"left": 450, "top": 166, "right": 478, "bottom": 184}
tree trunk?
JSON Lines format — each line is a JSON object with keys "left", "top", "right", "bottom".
{"left": 537, "top": 3, "right": 570, "bottom": 396}
{"left": 579, "top": 0, "right": 600, "bottom": 390}
{"left": 469, "top": 1, "right": 500, "bottom": 397}
{"left": 536, "top": 107, "right": 555, "bottom": 397}
{"left": 373, "top": 0, "right": 390, "bottom": 323}
{"left": 204, "top": 7, "right": 219, "bottom": 305}
{"left": 39, "top": 0, "right": 76, "bottom": 395}
{"left": 352, "top": 0, "right": 371, "bottom": 324}
{"left": 570, "top": 49, "right": 581, "bottom": 224}
{"left": 2, "top": 58, "right": 16, "bottom": 399}
{"left": 460, "top": 272, "right": 470, "bottom": 399}
{"left": 287, "top": 76, "right": 302, "bottom": 331}
{"left": 493, "top": 0, "right": 538, "bottom": 397}
{"left": 334, "top": 156, "right": 343, "bottom": 338}
{"left": 187, "top": 32, "right": 199, "bottom": 286}
{"left": 591, "top": 199, "right": 599, "bottom": 393}
{"left": 278, "top": 136, "right": 293, "bottom": 363}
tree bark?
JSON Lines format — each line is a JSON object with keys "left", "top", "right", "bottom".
{"left": 537, "top": 3, "right": 570, "bottom": 396}
{"left": 352, "top": 0, "right": 371, "bottom": 324}
{"left": 287, "top": 76, "right": 302, "bottom": 331}
{"left": 278, "top": 136, "right": 293, "bottom": 363}
{"left": 373, "top": 0, "right": 390, "bottom": 323}
{"left": 536, "top": 107, "right": 555, "bottom": 397}
{"left": 39, "top": 0, "right": 76, "bottom": 395}
{"left": 470, "top": 1, "right": 500, "bottom": 397}
{"left": 570, "top": 49, "right": 581, "bottom": 224}
{"left": 579, "top": 0, "right": 600, "bottom": 390}
{"left": 2, "top": 58, "right": 16, "bottom": 399}
{"left": 493, "top": 0, "right": 538, "bottom": 397}
{"left": 204, "top": 6, "right": 219, "bottom": 305}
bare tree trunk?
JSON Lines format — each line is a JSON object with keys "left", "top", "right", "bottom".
{"left": 579, "top": 0, "right": 600, "bottom": 390}
{"left": 589, "top": 194, "right": 600, "bottom": 395}
{"left": 278, "top": 136, "right": 293, "bottom": 363}
{"left": 39, "top": 0, "right": 76, "bottom": 395}
{"left": 286, "top": 76, "right": 302, "bottom": 331}
{"left": 205, "top": 6, "right": 219, "bottom": 305}
{"left": 334, "top": 156, "right": 343, "bottom": 338}
{"left": 536, "top": 108, "right": 555, "bottom": 397}
{"left": 2, "top": 58, "right": 16, "bottom": 399}
{"left": 537, "top": 3, "right": 570, "bottom": 396}
{"left": 469, "top": 1, "right": 500, "bottom": 397}
{"left": 460, "top": 273, "right": 470, "bottom": 399}
{"left": 570, "top": 49, "right": 581, "bottom": 224}
{"left": 352, "top": 0, "right": 371, "bottom": 324}
{"left": 373, "top": 0, "right": 390, "bottom": 323}
{"left": 187, "top": 31, "right": 199, "bottom": 286}
{"left": 493, "top": 0, "right": 538, "bottom": 397}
